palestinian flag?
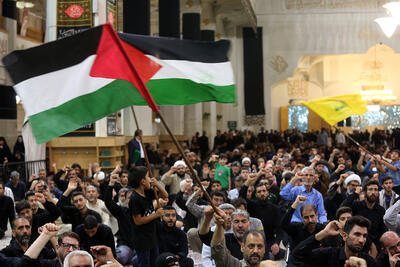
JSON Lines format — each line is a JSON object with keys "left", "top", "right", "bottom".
{"left": 3, "top": 24, "right": 160, "bottom": 144}
{"left": 118, "top": 32, "right": 236, "bottom": 105}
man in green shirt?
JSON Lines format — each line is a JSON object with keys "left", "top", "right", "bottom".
{"left": 212, "top": 154, "right": 231, "bottom": 191}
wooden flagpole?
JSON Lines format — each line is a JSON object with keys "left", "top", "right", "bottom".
{"left": 333, "top": 125, "right": 390, "bottom": 164}
{"left": 130, "top": 106, "right": 160, "bottom": 208}
{"left": 157, "top": 111, "right": 219, "bottom": 212}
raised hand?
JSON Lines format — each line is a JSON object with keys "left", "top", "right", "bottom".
{"left": 292, "top": 195, "right": 307, "bottom": 209}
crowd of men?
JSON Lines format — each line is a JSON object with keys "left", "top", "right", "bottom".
{"left": 2, "top": 127, "right": 400, "bottom": 266}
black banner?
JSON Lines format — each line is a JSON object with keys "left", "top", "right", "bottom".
{"left": 243, "top": 27, "right": 265, "bottom": 115}
{"left": 57, "top": 0, "right": 92, "bottom": 39}
{"left": 0, "top": 86, "right": 16, "bottom": 119}
{"left": 62, "top": 123, "right": 95, "bottom": 137}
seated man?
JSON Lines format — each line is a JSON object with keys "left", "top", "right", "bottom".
{"left": 85, "top": 185, "right": 118, "bottom": 234}
{"left": 210, "top": 209, "right": 268, "bottom": 267}
{"left": 157, "top": 206, "right": 193, "bottom": 267}
{"left": 281, "top": 195, "right": 325, "bottom": 248}
{"left": 376, "top": 231, "right": 400, "bottom": 267}
{"left": 5, "top": 171, "right": 26, "bottom": 202}
{"left": 15, "top": 198, "right": 60, "bottom": 243}
{"left": 1, "top": 217, "right": 55, "bottom": 259}
{"left": 291, "top": 216, "right": 377, "bottom": 266}
{"left": 20, "top": 222, "right": 120, "bottom": 267}
{"left": 75, "top": 215, "right": 116, "bottom": 257}
{"left": 57, "top": 180, "right": 101, "bottom": 231}
{"left": 280, "top": 167, "right": 327, "bottom": 223}
{"left": 0, "top": 181, "right": 15, "bottom": 239}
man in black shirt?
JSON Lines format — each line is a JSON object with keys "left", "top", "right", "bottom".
{"left": 281, "top": 195, "right": 325, "bottom": 248}
{"left": 291, "top": 215, "right": 377, "bottom": 266}
{"left": 75, "top": 215, "right": 116, "bottom": 257}
{"left": 239, "top": 177, "right": 282, "bottom": 250}
{"left": 57, "top": 180, "right": 101, "bottom": 231}
{"left": 105, "top": 174, "right": 136, "bottom": 265}
{"left": 1, "top": 217, "right": 55, "bottom": 259}
{"left": 16, "top": 193, "right": 61, "bottom": 243}
{"left": 342, "top": 180, "right": 387, "bottom": 250}
{"left": 0, "top": 181, "right": 15, "bottom": 239}
{"left": 157, "top": 206, "right": 193, "bottom": 267}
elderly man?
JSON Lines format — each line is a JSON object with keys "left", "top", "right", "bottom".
{"left": 376, "top": 231, "right": 400, "bottom": 267}
{"left": 280, "top": 167, "right": 327, "bottom": 223}
{"left": 161, "top": 160, "right": 191, "bottom": 194}
{"left": 85, "top": 185, "right": 118, "bottom": 234}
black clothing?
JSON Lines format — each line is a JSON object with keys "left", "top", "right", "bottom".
{"left": 104, "top": 185, "right": 135, "bottom": 248}
{"left": 75, "top": 223, "right": 116, "bottom": 256}
{"left": 199, "top": 231, "right": 243, "bottom": 260}
{"left": 341, "top": 196, "right": 387, "bottom": 248}
{"left": 1, "top": 238, "right": 56, "bottom": 259}
{"left": 56, "top": 194, "right": 102, "bottom": 231}
{"left": 239, "top": 185, "right": 282, "bottom": 245}
{"left": 129, "top": 189, "right": 157, "bottom": 251}
{"left": 5, "top": 180, "right": 26, "bottom": 201}
{"left": 291, "top": 235, "right": 377, "bottom": 267}
{"left": 281, "top": 207, "right": 325, "bottom": 248}
{"left": 31, "top": 202, "right": 61, "bottom": 242}
{"left": 375, "top": 252, "right": 400, "bottom": 267}
{"left": 0, "top": 195, "right": 14, "bottom": 232}
{"left": 157, "top": 221, "right": 189, "bottom": 259}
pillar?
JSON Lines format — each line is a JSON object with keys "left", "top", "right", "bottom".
{"left": 182, "top": 0, "right": 203, "bottom": 141}
{"left": 157, "top": 0, "right": 184, "bottom": 136}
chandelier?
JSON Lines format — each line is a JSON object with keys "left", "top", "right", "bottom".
{"left": 360, "top": 45, "right": 396, "bottom": 104}
{"left": 375, "top": 2, "right": 400, "bottom": 38}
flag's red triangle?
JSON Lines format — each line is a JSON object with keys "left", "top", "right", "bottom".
{"left": 90, "top": 24, "right": 160, "bottom": 112}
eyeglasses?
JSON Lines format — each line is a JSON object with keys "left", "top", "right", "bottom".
{"left": 165, "top": 255, "right": 179, "bottom": 266}
{"left": 61, "top": 242, "right": 79, "bottom": 250}
{"left": 388, "top": 241, "right": 400, "bottom": 252}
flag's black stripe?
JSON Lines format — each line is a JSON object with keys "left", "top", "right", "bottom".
{"left": 118, "top": 32, "right": 230, "bottom": 63}
{"left": 3, "top": 25, "right": 104, "bottom": 84}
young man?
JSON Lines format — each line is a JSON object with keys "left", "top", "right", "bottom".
{"left": 57, "top": 180, "right": 102, "bottom": 231}
{"left": 342, "top": 180, "right": 387, "bottom": 250}
{"left": 377, "top": 149, "right": 400, "bottom": 194}
{"left": 379, "top": 176, "right": 398, "bottom": 210}
{"left": 291, "top": 216, "right": 376, "bottom": 266}
{"left": 157, "top": 206, "right": 193, "bottom": 267}
{"left": 129, "top": 166, "right": 168, "bottom": 267}
{"left": 75, "top": 215, "right": 116, "bottom": 257}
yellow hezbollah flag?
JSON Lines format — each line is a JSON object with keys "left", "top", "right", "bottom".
{"left": 301, "top": 94, "right": 367, "bottom": 126}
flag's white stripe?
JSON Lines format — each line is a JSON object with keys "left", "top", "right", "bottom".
{"left": 15, "top": 55, "right": 115, "bottom": 117}
{"left": 147, "top": 55, "right": 234, "bottom": 86}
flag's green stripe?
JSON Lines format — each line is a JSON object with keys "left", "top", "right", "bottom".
{"left": 30, "top": 78, "right": 236, "bottom": 143}
{"left": 147, "top": 78, "right": 236, "bottom": 105}
{"left": 29, "top": 79, "right": 139, "bottom": 144}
